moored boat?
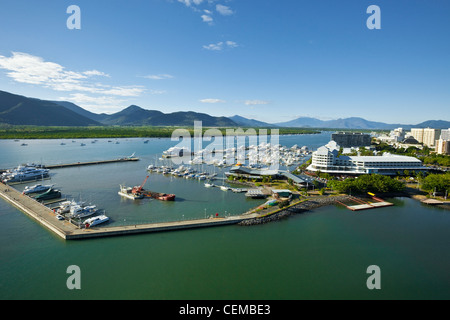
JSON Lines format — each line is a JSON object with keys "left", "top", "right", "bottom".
{"left": 23, "top": 184, "right": 53, "bottom": 194}
{"left": 83, "top": 215, "right": 109, "bottom": 228}
{"left": 34, "top": 188, "right": 61, "bottom": 201}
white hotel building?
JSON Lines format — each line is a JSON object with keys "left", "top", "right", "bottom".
{"left": 307, "top": 141, "right": 428, "bottom": 175}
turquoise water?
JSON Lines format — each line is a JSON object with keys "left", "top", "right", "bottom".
{"left": 1, "top": 133, "right": 449, "bottom": 300}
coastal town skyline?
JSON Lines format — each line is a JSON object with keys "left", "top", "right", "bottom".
{"left": 0, "top": 1, "right": 449, "bottom": 124}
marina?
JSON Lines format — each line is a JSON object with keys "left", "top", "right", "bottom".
{"left": 0, "top": 180, "right": 259, "bottom": 240}
{"left": 0, "top": 135, "right": 449, "bottom": 300}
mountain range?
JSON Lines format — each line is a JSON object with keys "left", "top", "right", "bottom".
{"left": 1, "top": 90, "right": 449, "bottom": 130}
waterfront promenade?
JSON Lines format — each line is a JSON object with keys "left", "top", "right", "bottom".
{"left": 0, "top": 181, "right": 258, "bottom": 240}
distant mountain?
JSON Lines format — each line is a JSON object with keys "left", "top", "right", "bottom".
{"left": 276, "top": 116, "right": 410, "bottom": 130}
{"left": 99, "top": 106, "right": 237, "bottom": 127}
{"left": 1, "top": 90, "right": 449, "bottom": 129}
{"left": 0, "top": 90, "right": 100, "bottom": 126}
{"left": 100, "top": 105, "right": 165, "bottom": 125}
{"left": 414, "top": 120, "right": 450, "bottom": 129}
{"left": 50, "top": 100, "right": 109, "bottom": 122}
{"left": 228, "top": 115, "right": 274, "bottom": 127}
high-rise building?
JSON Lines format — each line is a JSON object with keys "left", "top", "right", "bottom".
{"left": 435, "top": 139, "right": 450, "bottom": 155}
{"left": 331, "top": 132, "right": 371, "bottom": 148}
{"left": 410, "top": 128, "right": 438, "bottom": 147}
{"left": 440, "top": 128, "right": 450, "bottom": 141}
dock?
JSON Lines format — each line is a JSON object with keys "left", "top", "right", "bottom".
{"left": 0, "top": 181, "right": 258, "bottom": 240}
{"left": 44, "top": 157, "right": 139, "bottom": 169}
{"left": 336, "top": 195, "right": 393, "bottom": 211}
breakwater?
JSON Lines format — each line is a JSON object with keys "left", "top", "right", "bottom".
{"left": 239, "top": 195, "right": 351, "bottom": 225}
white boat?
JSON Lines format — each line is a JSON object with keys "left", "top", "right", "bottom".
{"left": 220, "top": 185, "right": 230, "bottom": 191}
{"left": 56, "top": 200, "right": 85, "bottom": 214}
{"left": 69, "top": 205, "right": 97, "bottom": 218}
{"left": 1, "top": 164, "right": 49, "bottom": 183}
{"left": 204, "top": 183, "right": 214, "bottom": 188}
{"left": 23, "top": 184, "right": 53, "bottom": 194}
{"left": 118, "top": 185, "right": 144, "bottom": 200}
{"left": 83, "top": 215, "right": 109, "bottom": 227}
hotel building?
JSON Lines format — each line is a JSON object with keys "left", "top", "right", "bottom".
{"left": 307, "top": 141, "right": 428, "bottom": 175}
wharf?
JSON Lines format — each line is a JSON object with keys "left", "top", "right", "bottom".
{"left": 44, "top": 157, "right": 139, "bottom": 169}
{"left": 336, "top": 196, "right": 393, "bottom": 211}
{"left": 0, "top": 181, "right": 258, "bottom": 240}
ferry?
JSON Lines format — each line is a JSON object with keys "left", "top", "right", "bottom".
{"left": 83, "top": 215, "right": 109, "bottom": 228}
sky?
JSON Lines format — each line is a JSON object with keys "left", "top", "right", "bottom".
{"left": 0, "top": 0, "right": 449, "bottom": 124}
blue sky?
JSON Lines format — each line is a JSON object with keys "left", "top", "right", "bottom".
{"left": 0, "top": 0, "right": 449, "bottom": 124}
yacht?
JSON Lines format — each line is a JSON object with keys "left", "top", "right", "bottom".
{"left": 56, "top": 200, "right": 86, "bottom": 214}
{"left": 34, "top": 188, "right": 61, "bottom": 201}
{"left": 23, "top": 184, "right": 53, "bottom": 195}
{"left": 83, "top": 215, "right": 109, "bottom": 227}
{"left": 69, "top": 205, "right": 97, "bottom": 219}
{"left": 2, "top": 165, "right": 50, "bottom": 183}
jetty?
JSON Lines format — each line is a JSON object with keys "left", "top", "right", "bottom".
{"left": 44, "top": 157, "right": 139, "bottom": 169}
{"left": 0, "top": 181, "right": 257, "bottom": 240}
{"left": 336, "top": 195, "right": 393, "bottom": 211}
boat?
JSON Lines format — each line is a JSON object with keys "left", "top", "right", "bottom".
{"left": 118, "top": 185, "right": 144, "bottom": 200}
{"left": 34, "top": 188, "right": 61, "bottom": 201}
{"left": 83, "top": 215, "right": 109, "bottom": 228}
{"left": 69, "top": 205, "right": 97, "bottom": 219}
{"left": 56, "top": 200, "right": 86, "bottom": 214}
{"left": 1, "top": 165, "right": 49, "bottom": 183}
{"left": 23, "top": 184, "right": 53, "bottom": 195}
{"left": 156, "top": 193, "right": 175, "bottom": 201}
{"left": 220, "top": 185, "right": 230, "bottom": 191}
{"left": 80, "top": 143, "right": 86, "bottom": 146}
{"left": 204, "top": 183, "right": 214, "bottom": 188}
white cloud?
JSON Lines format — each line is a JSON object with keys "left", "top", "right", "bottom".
{"left": 202, "top": 40, "right": 238, "bottom": 51}
{"left": 203, "top": 42, "right": 224, "bottom": 51}
{"left": 142, "top": 74, "right": 174, "bottom": 80}
{"left": 225, "top": 41, "right": 238, "bottom": 48}
{"left": 83, "top": 70, "right": 110, "bottom": 77}
{"left": 177, "top": 0, "right": 204, "bottom": 7}
{"left": 201, "top": 14, "right": 213, "bottom": 23}
{"left": 216, "top": 4, "right": 233, "bottom": 16}
{"left": 244, "top": 100, "right": 270, "bottom": 106}
{"left": 0, "top": 52, "right": 144, "bottom": 97}
{"left": 200, "top": 98, "right": 226, "bottom": 103}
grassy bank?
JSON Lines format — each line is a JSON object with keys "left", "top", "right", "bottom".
{"left": 0, "top": 125, "right": 320, "bottom": 139}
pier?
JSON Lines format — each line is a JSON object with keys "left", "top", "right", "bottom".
{"left": 336, "top": 195, "right": 393, "bottom": 211}
{"left": 0, "top": 181, "right": 258, "bottom": 240}
{"left": 43, "top": 157, "right": 139, "bottom": 169}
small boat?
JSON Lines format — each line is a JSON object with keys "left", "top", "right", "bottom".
{"left": 204, "top": 183, "right": 214, "bottom": 188}
{"left": 118, "top": 185, "right": 144, "bottom": 200}
{"left": 83, "top": 215, "right": 109, "bottom": 228}
{"left": 220, "top": 186, "right": 230, "bottom": 191}
{"left": 23, "top": 184, "right": 53, "bottom": 195}
{"left": 80, "top": 143, "right": 86, "bottom": 146}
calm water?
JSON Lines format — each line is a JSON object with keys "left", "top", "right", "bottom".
{"left": 1, "top": 132, "right": 449, "bottom": 300}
